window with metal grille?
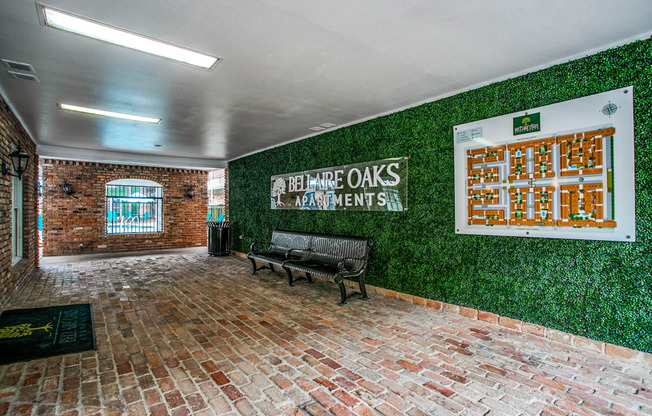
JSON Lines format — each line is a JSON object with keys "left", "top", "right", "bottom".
{"left": 105, "top": 179, "right": 163, "bottom": 234}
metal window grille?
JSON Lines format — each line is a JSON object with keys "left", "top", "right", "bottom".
{"left": 105, "top": 185, "right": 163, "bottom": 234}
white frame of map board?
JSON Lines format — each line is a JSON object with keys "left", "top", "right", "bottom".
{"left": 454, "top": 86, "right": 635, "bottom": 242}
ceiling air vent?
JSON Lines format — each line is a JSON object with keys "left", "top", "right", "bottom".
{"left": 309, "top": 122, "right": 337, "bottom": 131}
{"left": 8, "top": 71, "right": 39, "bottom": 83}
{"left": 2, "top": 59, "right": 35, "bottom": 73}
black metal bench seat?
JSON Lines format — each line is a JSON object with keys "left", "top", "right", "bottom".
{"left": 247, "top": 230, "right": 311, "bottom": 274}
{"left": 247, "top": 230, "right": 374, "bottom": 305}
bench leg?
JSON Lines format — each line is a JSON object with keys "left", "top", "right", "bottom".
{"left": 358, "top": 273, "right": 369, "bottom": 300}
{"left": 249, "top": 258, "right": 258, "bottom": 275}
{"left": 269, "top": 263, "right": 275, "bottom": 272}
{"left": 283, "top": 266, "right": 294, "bottom": 286}
{"left": 305, "top": 273, "right": 313, "bottom": 284}
{"left": 336, "top": 280, "right": 347, "bottom": 305}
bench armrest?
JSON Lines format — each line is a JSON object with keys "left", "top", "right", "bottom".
{"left": 337, "top": 256, "right": 367, "bottom": 273}
{"left": 249, "top": 241, "right": 273, "bottom": 253}
{"left": 285, "top": 248, "right": 311, "bottom": 261}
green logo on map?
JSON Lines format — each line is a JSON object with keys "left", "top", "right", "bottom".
{"left": 513, "top": 113, "right": 541, "bottom": 135}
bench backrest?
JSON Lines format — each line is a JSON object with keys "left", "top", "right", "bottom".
{"left": 270, "top": 230, "right": 312, "bottom": 257}
{"left": 271, "top": 230, "right": 373, "bottom": 270}
{"left": 308, "top": 234, "right": 373, "bottom": 271}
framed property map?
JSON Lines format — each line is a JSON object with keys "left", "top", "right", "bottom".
{"left": 454, "top": 87, "right": 635, "bottom": 242}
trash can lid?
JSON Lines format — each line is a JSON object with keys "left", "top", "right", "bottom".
{"left": 207, "top": 221, "right": 231, "bottom": 227}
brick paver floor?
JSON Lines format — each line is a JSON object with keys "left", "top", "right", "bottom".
{"left": 0, "top": 252, "right": 650, "bottom": 415}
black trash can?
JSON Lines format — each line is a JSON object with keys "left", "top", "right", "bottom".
{"left": 207, "top": 221, "right": 231, "bottom": 256}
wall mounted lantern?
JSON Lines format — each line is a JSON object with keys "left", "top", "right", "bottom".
{"left": 60, "top": 179, "right": 75, "bottom": 196}
{"left": 185, "top": 185, "right": 195, "bottom": 198}
{"left": 1, "top": 145, "right": 29, "bottom": 180}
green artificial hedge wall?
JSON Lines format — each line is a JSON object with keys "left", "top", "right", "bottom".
{"left": 229, "top": 39, "right": 652, "bottom": 352}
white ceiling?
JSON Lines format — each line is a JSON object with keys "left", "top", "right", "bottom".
{"left": 1, "top": 0, "right": 651, "bottom": 169}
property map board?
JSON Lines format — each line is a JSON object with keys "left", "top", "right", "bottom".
{"left": 454, "top": 87, "right": 635, "bottom": 242}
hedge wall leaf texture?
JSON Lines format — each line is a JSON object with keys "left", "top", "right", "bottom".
{"left": 230, "top": 38, "right": 652, "bottom": 353}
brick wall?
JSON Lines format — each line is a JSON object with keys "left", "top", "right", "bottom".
{"left": 41, "top": 160, "right": 208, "bottom": 256}
{"left": 0, "top": 96, "right": 38, "bottom": 307}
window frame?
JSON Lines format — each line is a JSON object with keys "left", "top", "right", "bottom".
{"left": 12, "top": 175, "right": 23, "bottom": 264}
{"left": 105, "top": 180, "right": 164, "bottom": 235}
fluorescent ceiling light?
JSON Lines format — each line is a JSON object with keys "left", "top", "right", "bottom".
{"left": 39, "top": 5, "right": 220, "bottom": 70}
{"left": 59, "top": 103, "right": 161, "bottom": 124}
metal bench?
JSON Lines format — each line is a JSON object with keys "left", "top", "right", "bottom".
{"left": 248, "top": 230, "right": 374, "bottom": 305}
{"left": 248, "top": 230, "right": 312, "bottom": 275}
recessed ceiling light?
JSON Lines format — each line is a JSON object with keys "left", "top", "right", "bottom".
{"left": 38, "top": 5, "right": 220, "bottom": 70}
{"left": 58, "top": 103, "right": 161, "bottom": 124}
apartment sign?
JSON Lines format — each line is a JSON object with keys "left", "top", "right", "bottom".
{"left": 513, "top": 112, "right": 541, "bottom": 135}
{"left": 270, "top": 157, "right": 408, "bottom": 211}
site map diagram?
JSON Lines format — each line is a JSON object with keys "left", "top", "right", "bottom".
{"left": 454, "top": 87, "right": 635, "bottom": 242}
{"left": 466, "top": 127, "right": 616, "bottom": 228}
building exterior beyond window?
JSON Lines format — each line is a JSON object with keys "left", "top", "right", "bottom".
{"left": 207, "top": 169, "right": 226, "bottom": 221}
{"left": 105, "top": 179, "right": 163, "bottom": 234}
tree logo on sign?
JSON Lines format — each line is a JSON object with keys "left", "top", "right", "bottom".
{"left": 272, "top": 178, "right": 286, "bottom": 207}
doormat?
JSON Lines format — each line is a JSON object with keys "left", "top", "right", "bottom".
{"left": 0, "top": 304, "right": 96, "bottom": 365}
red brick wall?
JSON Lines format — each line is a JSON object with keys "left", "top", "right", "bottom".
{"left": 0, "top": 96, "right": 38, "bottom": 307}
{"left": 41, "top": 160, "right": 208, "bottom": 256}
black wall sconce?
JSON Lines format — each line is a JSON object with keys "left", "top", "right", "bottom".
{"left": 60, "top": 179, "right": 75, "bottom": 196}
{"left": 1, "top": 145, "right": 30, "bottom": 180}
{"left": 185, "top": 185, "right": 195, "bottom": 198}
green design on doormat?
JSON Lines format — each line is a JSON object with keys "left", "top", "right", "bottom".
{"left": 0, "top": 304, "right": 96, "bottom": 365}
